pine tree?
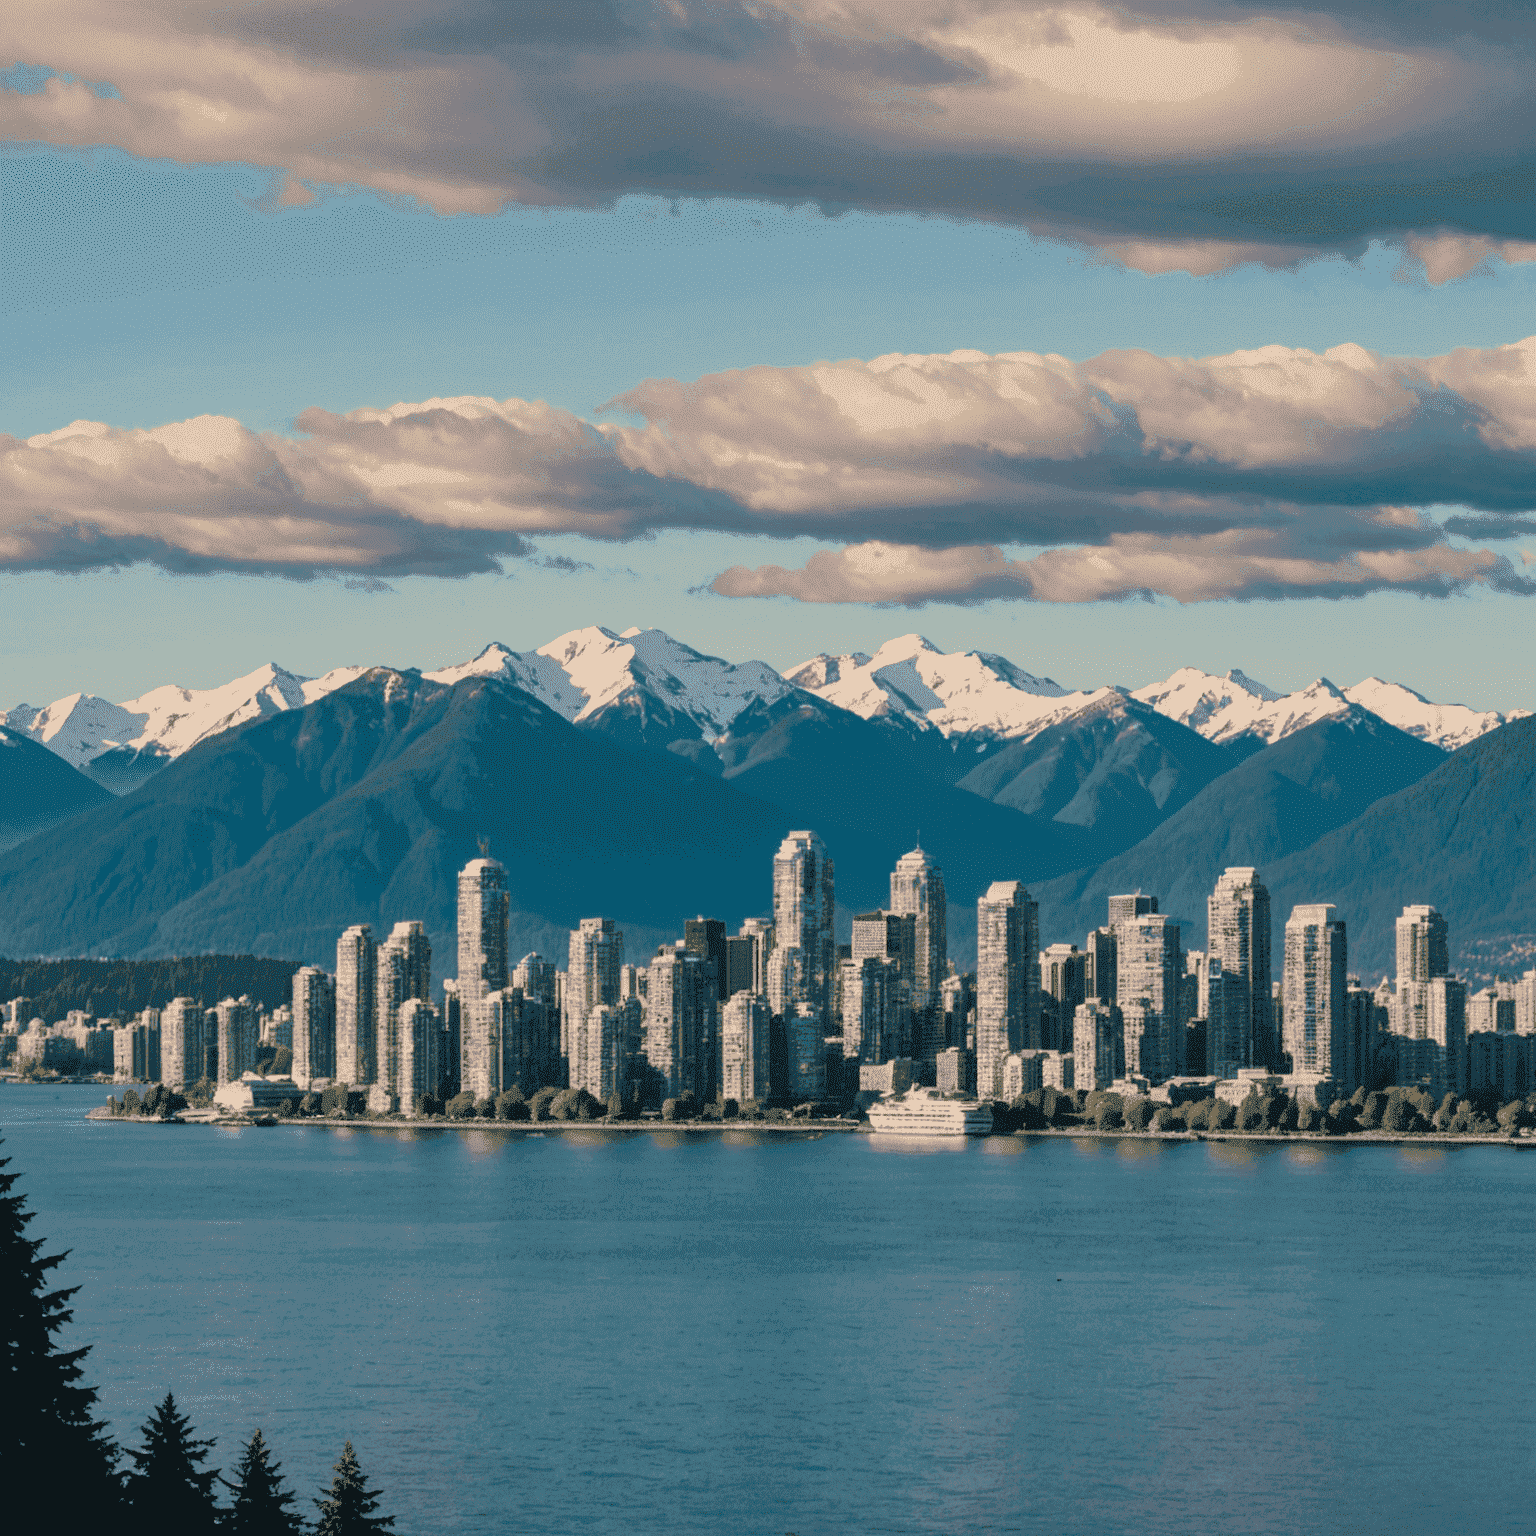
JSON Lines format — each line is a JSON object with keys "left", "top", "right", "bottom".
{"left": 0, "top": 1134, "right": 123, "bottom": 1521}
{"left": 123, "top": 1393, "right": 222, "bottom": 1534}
{"left": 223, "top": 1428, "right": 307, "bottom": 1535}
{"left": 314, "top": 1442, "right": 395, "bottom": 1535}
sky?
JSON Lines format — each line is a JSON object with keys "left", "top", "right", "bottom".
{"left": 3, "top": 2, "right": 1536, "bottom": 711}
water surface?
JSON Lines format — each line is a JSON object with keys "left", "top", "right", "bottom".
{"left": 6, "top": 1085, "right": 1534, "bottom": 1535}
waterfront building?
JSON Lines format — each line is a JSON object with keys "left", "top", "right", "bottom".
{"left": 684, "top": 917, "right": 729, "bottom": 1000}
{"left": 1282, "top": 905, "right": 1349, "bottom": 1086}
{"left": 291, "top": 966, "right": 336, "bottom": 1089}
{"left": 440, "top": 979, "right": 461, "bottom": 1098}
{"left": 376, "top": 921, "right": 432, "bottom": 1109}
{"left": 1207, "top": 867, "right": 1273, "bottom": 1070}
{"left": 1075, "top": 995, "right": 1124, "bottom": 1093}
{"left": 397, "top": 998, "right": 442, "bottom": 1109}
{"left": 160, "top": 997, "right": 204, "bottom": 1091}
{"left": 215, "top": 996, "right": 258, "bottom": 1085}
{"left": 889, "top": 845, "right": 947, "bottom": 1011}
{"left": 976, "top": 881, "right": 1038, "bottom": 1099}
{"left": 1344, "top": 981, "right": 1385, "bottom": 1093}
{"left": 721, "top": 992, "right": 771, "bottom": 1103}
{"left": 457, "top": 857, "right": 510, "bottom": 1053}
{"left": 840, "top": 954, "right": 903, "bottom": 1065}
{"left": 1040, "top": 944, "right": 1088, "bottom": 1052}
{"left": 465, "top": 986, "right": 556, "bottom": 1100}
{"left": 642, "top": 947, "right": 717, "bottom": 1102}
{"left": 1116, "top": 913, "right": 1183, "bottom": 1080}
{"left": 935, "top": 1045, "right": 974, "bottom": 1094}
{"left": 566, "top": 918, "right": 624, "bottom": 1088}
{"left": 336, "top": 925, "right": 378, "bottom": 1087}
{"left": 1467, "top": 1030, "right": 1535, "bottom": 1100}
{"left": 573, "top": 996, "right": 642, "bottom": 1101}
{"left": 738, "top": 918, "right": 774, "bottom": 996}
{"left": 772, "top": 831, "right": 835, "bottom": 1018}
{"left": 787, "top": 1002, "right": 826, "bottom": 1101}
{"left": 1002, "top": 1051, "right": 1043, "bottom": 1099}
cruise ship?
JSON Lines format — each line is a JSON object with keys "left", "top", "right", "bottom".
{"left": 866, "top": 1087, "right": 993, "bottom": 1137}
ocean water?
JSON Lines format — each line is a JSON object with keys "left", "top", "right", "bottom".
{"left": 5, "top": 1084, "right": 1535, "bottom": 1535}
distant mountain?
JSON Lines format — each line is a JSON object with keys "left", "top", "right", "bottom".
{"left": 0, "top": 661, "right": 368, "bottom": 791}
{"left": 1261, "top": 715, "right": 1536, "bottom": 981}
{"left": 955, "top": 694, "right": 1233, "bottom": 856}
{"left": 1031, "top": 708, "right": 1448, "bottom": 952}
{"left": 0, "top": 725, "right": 112, "bottom": 851}
{"left": 1131, "top": 667, "right": 1528, "bottom": 754}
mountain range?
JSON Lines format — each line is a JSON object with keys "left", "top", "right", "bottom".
{"left": 0, "top": 627, "right": 1529, "bottom": 977}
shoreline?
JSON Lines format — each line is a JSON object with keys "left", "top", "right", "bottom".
{"left": 83, "top": 1108, "right": 1533, "bottom": 1147}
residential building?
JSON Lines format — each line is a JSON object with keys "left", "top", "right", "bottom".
{"left": 889, "top": 844, "right": 947, "bottom": 1010}
{"left": 772, "top": 831, "right": 835, "bottom": 1019}
{"left": 1207, "top": 867, "right": 1273, "bottom": 1069}
{"left": 565, "top": 918, "right": 624, "bottom": 1088}
{"left": 1282, "top": 904, "right": 1350, "bottom": 1087}
{"left": 1115, "top": 913, "right": 1183, "bottom": 1080}
{"left": 160, "top": 997, "right": 204, "bottom": 1091}
{"left": 840, "top": 954, "right": 903, "bottom": 1065}
{"left": 684, "top": 917, "right": 729, "bottom": 1000}
{"left": 291, "top": 966, "right": 336, "bottom": 1089}
{"left": 642, "top": 947, "right": 718, "bottom": 1102}
{"left": 1040, "top": 944, "right": 1088, "bottom": 1052}
{"left": 721, "top": 992, "right": 771, "bottom": 1103}
{"left": 215, "top": 996, "right": 258, "bottom": 1085}
{"left": 336, "top": 924, "right": 378, "bottom": 1087}
{"left": 376, "top": 921, "right": 432, "bottom": 1110}
{"left": 975, "top": 881, "right": 1038, "bottom": 1099}
{"left": 787, "top": 1002, "right": 826, "bottom": 1101}
{"left": 1074, "top": 1001, "right": 1121, "bottom": 1091}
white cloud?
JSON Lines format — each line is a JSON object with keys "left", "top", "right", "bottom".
{"left": 5, "top": 334, "right": 1536, "bottom": 598}
{"left": 2, "top": 1, "right": 1534, "bottom": 268}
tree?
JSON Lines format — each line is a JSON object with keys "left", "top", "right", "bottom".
{"left": 0, "top": 1135, "right": 123, "bottom": 1520}
{"left": 1122, "top": 1098, "right": 1154, "bottom": 1132}
{"left": 122, "top": 1087, "right": 143, "bottom": 1116}
{"left": 606, "top": 1092, "right": 625, "bottom": 1120}
{"left": 1433, "top": 1092, "right": 1458, "bottom": 1131}
{"left": 188, "top": 1076, "right": 217, "bottom": 1108}
{"left": 314, "top": 1442, "right": 394, "bottom": 1535}
{"left": 124, "top": 1393, "right": 221, "bottom": 1534}
{"left": 720, "top": 1097, "right": 738, "bottom": 1119}
{"left": 1151, "top": 1105, "right": 1185, "bottom": 1132}
{"left": 1182, "top": 1098, "right": 1211, "bottom": 1132}
{"left": 1235, "top": 1093, "right": 1266, "bottom": 1133}
{"left": 1498, "top": 1100, "right": 1528, "bottom": 1134}
{"left": 223, "top": 1429, "right": 305, "bottom": 1535}
{"left": 445, "top": 1092, "right": 476, "bottom": 1120}
{"left": 661, "top": 1097, "right": 680, "bottom": 1122}
{"left": 299, "top": 1093, "right": 323, "bottom": 1117}
{"left": 1207, "top": 1099, "right": 1237, "bottom": 1131}
{"left": 494, "top": 1091, "right": 530, "bottom": 1122}
{"left": 1092, "top": 1095, "right": 1123, "bottom": 1130}
{"left": 529, "top": 1086, "right": 559, "bottom": 1122}
{"left": 1381, "top": 1095, "right": 1414, "bottom": 1133}
{"left": 1296, "top": 1102, "right": 1322, "bottom": 1132}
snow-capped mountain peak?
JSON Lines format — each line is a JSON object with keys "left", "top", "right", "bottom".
{"left": 1132, "top": 668, "right": 1353, "bottom": 747}
{"left": 1342, "top": 677, "right": 1531, "bottom": 751}
{"left": 426, "top": 626, "right": 793, "bottom": 739}
{"left": 789, "top": 634, "right": 1092, "bottom": 740}
{"left": 783, "top": 651, "right": 873, "bottom": 689}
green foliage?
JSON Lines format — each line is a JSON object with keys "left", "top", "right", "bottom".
{"left": 1235, "top": 1092, "right": 1266, "bottom": 1133}
{"left": 313, "top": 1441, "right": 394, "bottom": 1535}
{"left": 494, "top": 1091, "right": 530, "bottom": 1122}
{"left": 1122, "top": 1098, "right": 1154, "bottom": 1132}
{"left": 720, "top": 1097, "right": 739, "bottom": 1120}
{"left": 122, "top": 1088, "right": 142, "bottom": 1116}
{"left": 412, "top": 1094, "right": 442, "bottom": 1119}
{"left": 528, "top": 1087, "right": 559, "bottom": 1122}
{"left": 1039, "top": 1086, "right": 1073, "bottom": 1125}
{"left": 661, "top": 1097, "right": 680, "bottom": 1122}
{"left": 124, "top": 1393, "right": 221, "bottom": 1533}
{"left": 1433, "top": 1093, "right": 1458, "bottom": 1131}
{"left": 299, "top": 1093, "right": 322, "bottom": 1117}
{"left": 606, "top": 1092, "right": 626, "bottom": 1120}
{"left": 1092, "top": 1094, "right": 1124, "bottom": 1130}
{"left": 1358, "top": 1091, "right": 1388, "bottom": 1130}
{"left": 549, "top": 1088, "right": 582, "bottom": 1121}
{"left": 187, "top": 1077, "right": 217, "bottom": 1108}
{"left": 319, "top": 1085, "right": 348, "bottom": 1117}
{"left": 1182, "top": 1098, "right": 1211, "bottom": 1131}
{"left": 1152, "top": 1105, "right": 1186, "bottom": 1132}
{"left": 1296, "top": 1102, "right": 1322, "bottom": 1132}
{"left": 445, "top": 1092, "right": 476, "bottom": 1121}
{"left": 0, "top": 955, "right": 301, "bottom": 1024}
{"left": 1498, "top": 1100, "right": 1528, "bottom": 1134}
{"left": 223, "top": 1428, "right": 305, "bottom": 1535}
{"left": 270, "top": 1047, "right": 293, "bottom": 1076}
{"left": 273, "top": 1098, "right": 294, "bottom": 1119}
{"left": 0, "top": 1134, "right": 123, "bottom": 1515}
{"left": 1207, "top": 1099, "right": 1237, "bottom": 1131}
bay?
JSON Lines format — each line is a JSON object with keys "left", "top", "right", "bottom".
{"left": 5, "top": 1084, "right": 1534, "bottom": 1535}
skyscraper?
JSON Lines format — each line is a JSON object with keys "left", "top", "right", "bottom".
{"left": 684, "top": 917, "right": 729, "bottom": 1000}
{"left": 642, "top": 947, "right": 717, "bottom": 1101}
{"left": 738, "top": 918, "right": 774, "bottom": 995}
{"left": 1073, "top": 1000, "right": 1122, "bottom": 1092}
{"left": 566, "top": 918, "right": 624, "bottom": 1089}
{"left": 160, "top": 997, "right": 203, "bottom": 1091}
{"left": 1040, "top": 944, "right": 1088, "bottom": 1052}
{"left": 1115, "top": 912, "right": 1183, "bottom": 1080}
{"left": 575, "top": 998, "right": 643, "bottom": 1101}
{"left": 1282, "top": 904, "right": 1348, "bottom": 1084}
{"left": 1396, "top": 905, "right": 1450, "bottom": 985}
{"left": 976, "top": 881, "right": 1038, "bottom": 1099}
{"left": 889, "top": 845, "right": 947, "bottom": 1010}
{"left": 397, "top": 998, "right": 442, "bottom": 1109}
{"left": 721, "top": 992, "right": 771, "bottom": 1102}
{"left": 787, "top": 1002, "right": 826, "bottom": 1102}
{"left": 291, "top": 966, "right": 336, "bottom": 1089}
{"left": 376, "top": 920, "right": 432, "bottom": 1110}
{"left": 1107, "top": 892, "right": 1157, "bottom": 925}
{"left": 214, "top": 996, "right": 257, "bottom": 1085}
{"left": 457, "top": 857, "right": 509, "bottom": 1012}
{"left": 1086, "top": 927, "right": 1117, "bottom": 1004}
{"left": 1207, "top": 866, "right": 1273, "bottom": 1070}
{"left": 839, "top": 954, "right": 902, "bottom": 1066}
{"left": 772, "top": 831, "right": 835, "bottom": 1018}
{"left": 336, "top": 924, "right": 378, "bottom": 1087}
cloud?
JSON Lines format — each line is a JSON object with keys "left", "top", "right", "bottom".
{"left": 4, "top": 1, "right": 1536, "bottom": 270}
{"left": 5, "top": 334, "right": 1536, "bottom": 599}
{"left": 710, "top": 531, "right": 1536, "bottom": 605}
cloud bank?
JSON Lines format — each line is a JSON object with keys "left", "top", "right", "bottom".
{"left": 5, "top": 336, "right": 1536, "bottom": 602}
{"left": 4, "top": 1, "right": 1536, "bottom": 273}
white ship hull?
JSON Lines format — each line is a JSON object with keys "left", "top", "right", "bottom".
{"left": 866, "top": 1091, "right": 993, "bottom": 1137}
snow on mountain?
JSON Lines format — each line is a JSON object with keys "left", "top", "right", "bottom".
{"left": 1132, "top": 670, "right": 1356, "bottom": 748}
{"left": 1134, "top": 666, "right": 1525, "bottom": 751}
{"left": 782, "top": 652, "right": 872, "bottom": 689}
{"left": 426, "top": 626, "right": 794, "bottom": 738}
{"left": 785, "top": 633, "right": 1104, "bottom": 740}
{"left": 0, "top": 662, "right": 368, "bottom": 777}
{"left": 1342, "top": 678, "right": 1530, "bottom": 752}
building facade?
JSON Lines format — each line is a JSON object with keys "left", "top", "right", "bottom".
{"left": 975, "top": 881, "right": 1039, "bottom": 1099}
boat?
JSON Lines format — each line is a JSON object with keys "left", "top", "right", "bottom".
{"left": 866, "top": 1086, "right": 993, "bottom": 1137}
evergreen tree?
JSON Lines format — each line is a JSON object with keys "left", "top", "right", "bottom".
{"left": 124, "top": 1393, "right": 222, "bottom": 1534}
{"left": 223, "top": 1429, "right": 306, "bottom": 1535}
{"left": 0, "top": 1136, "right": 123, "bottom": 1522}
{"left": 314, "top": 1442, "right": 395, "bottom": 1535}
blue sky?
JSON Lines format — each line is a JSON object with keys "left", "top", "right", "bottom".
{"left": 4, "top": 4, "right": 1536, "bottom": 711}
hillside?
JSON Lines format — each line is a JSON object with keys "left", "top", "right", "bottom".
{"left": 0, "top": 726, "right": 112, "bottom": 851}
